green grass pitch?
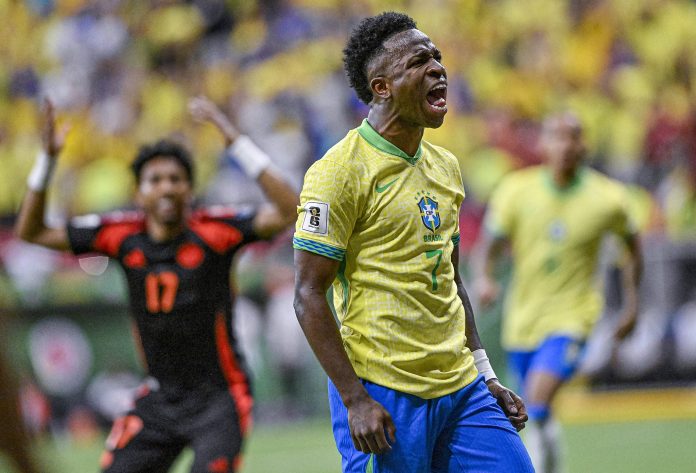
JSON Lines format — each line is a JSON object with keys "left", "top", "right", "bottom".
{"left": 1, "top": 417, "right": 694, "bottom": 472}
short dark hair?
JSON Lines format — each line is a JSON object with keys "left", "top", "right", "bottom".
{"left": 343, "top": 12, "right": 417, "bottom": 105}
{"left": 131, "top": 139, "right": 194, "bottom": 184}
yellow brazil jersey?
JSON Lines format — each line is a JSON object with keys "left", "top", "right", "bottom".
{"left": 293, "top": 119, "right": 478, "bottom": 399}
{"left": 484, "top": 166, "right": 637, "bottom": 350}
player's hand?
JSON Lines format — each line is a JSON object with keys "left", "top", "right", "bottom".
{"left": 188, "top": 96, "right": 240, "bottom": 145}
{"left": 485, "top": 379, "right": 528, "bottom": 431}
{"left": 41, "top": 98, "right": 69, "bottom": 157}
{"left": 347, "top": 394, "right": 396, "bottom": 454}
{"left": 613, "top": 305, "right": 638, "bottom": 341}
{"left": 475, "top": 276, "right": 500, "bottom": 308}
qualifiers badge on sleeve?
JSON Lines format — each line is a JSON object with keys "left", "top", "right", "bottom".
{"left": 301, "top": 201, "right": 329, "bottom": 235}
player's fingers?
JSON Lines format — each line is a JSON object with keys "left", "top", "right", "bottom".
{"left": 188, "top": 97, "right": 214, "bottom": 119}
{"left": 506, "top": 392, "right": 527, "bottom": 430}
{"left": 513, "top": 396, "right": 528, "bottom": 422}
{"left": 374, "top": 431, "right": 391, "bottom": 453}
{"left": 385, "top": 417, "right": 397, "bottom": 444}
{"left": 195, "top": 95, "right": 213, "bottom": 106}
{"left": 373, "top": 427, "right": 391, "bottom": 453}
{"left": 500, "top": 390, "right": 518, "bottom": 415}
{"left": 367, "top": 431, "right": 387, "bottom": 454}
{"left": 351, "top": 432, "right": 366, "bottom": 453}
{"left": 512, "top": 411, "right": 528, "bottom": 425}
{"left": 187, "top": 101, "right": 205, "bottom": 118}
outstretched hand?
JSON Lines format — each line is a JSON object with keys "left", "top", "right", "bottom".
{"left": 486, "top": 379, "right": 528, "bottom": 431}
{"left": 188, "top": 96, "right": 240, "bottom": 145}
{"left": 41, "top": 98, "right": 69, "bottom": 157}
{"left": 347, "top": 394, "right": 396, "bottom": 454}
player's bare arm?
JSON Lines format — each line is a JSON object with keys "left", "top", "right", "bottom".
{"left": 472, "top": 232, "right": 508, "bottom": 307}
{"left": 14, "top": 98, "right": 70, "bottom": 251}
{"left": 188, "top": 96, "right": 298, "bottom": 238}
{"left": 293, "top": 249, "right": 396, "bottom": 454}
{"left": 453, "top": 245, "right": 527, "bottom": 431}
{"left": 614, "top": 233, "right": 643, "bottom": 340}
{"left": 251, "top": 171, "right": 299, "bottom": 239}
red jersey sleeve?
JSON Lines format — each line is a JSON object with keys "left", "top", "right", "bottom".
{"left": 66, "top": 212, "right": 145, "bottom": 257}
{"left": 189, "top": 206, "right": 261, "bottom": 255}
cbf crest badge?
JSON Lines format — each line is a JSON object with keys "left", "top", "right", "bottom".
{"left": 417, "top": 196, "right": 441, "bottom": 232}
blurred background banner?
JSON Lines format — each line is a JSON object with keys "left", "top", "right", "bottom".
{"left": 1, "top": 0, "right": 696, "bottom": 472}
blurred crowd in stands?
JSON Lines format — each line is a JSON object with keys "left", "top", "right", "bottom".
{"left": 1, "top": 0, "right": 695, "bottom": 236}
{"left": 1, "top": 0, "right": 696, "bottom": 439}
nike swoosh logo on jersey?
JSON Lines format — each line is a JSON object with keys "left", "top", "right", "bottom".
{"left": 376, "top": 178, "right": 399, "bottom": 193}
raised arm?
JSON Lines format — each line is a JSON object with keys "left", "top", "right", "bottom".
{"left": 452, "top": 244, "right": 527, "bottom": 431}
{"left": 293, "top": 249, "right": 396, "bottom": 454}
{"left": 14, "top": 99, "right": 70, "bottom": 251}
{"left": 613, "top": 233, "right": 643, "bottom": 340}
{"left": 188, "top": 96, "right": 298, "bottom": 238}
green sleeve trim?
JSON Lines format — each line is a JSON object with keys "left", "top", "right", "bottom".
{"left": 293, "top": 236, "right": 346, "bottom": 261}
{"left": 451, "top": 233, "right": 461, "bottom": 245}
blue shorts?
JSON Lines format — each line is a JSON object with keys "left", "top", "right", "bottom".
{"left": 328, "top": 375, "right": 534, "bottom": 473}
{"left": 507, "top": 335, "right": 586, "bottom": 397}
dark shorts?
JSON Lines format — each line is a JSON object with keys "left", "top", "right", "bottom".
{"left": 100, "top": 385, "right": 251, "bottom": 473}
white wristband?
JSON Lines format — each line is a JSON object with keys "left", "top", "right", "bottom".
{"left": 473, "top": 349, "right": 497, "bottom": 382}
{"left": 27, "top": 151, "right": 57, "bottom": 191}
{"left": 226, "top": 135, "right": 271, "bottom": 179}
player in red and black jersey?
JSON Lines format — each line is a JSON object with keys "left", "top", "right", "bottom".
{"left": 15, "top": 98, "right": 299, "bottom": 473}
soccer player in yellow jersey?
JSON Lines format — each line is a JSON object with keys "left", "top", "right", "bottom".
{"left": 293, "top": 12, "right": 533, "bottom": 473}
{"left": 474, "top": 112, "right": 643, "bottom": 473}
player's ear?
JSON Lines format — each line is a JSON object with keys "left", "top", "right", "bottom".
{"left": 370, "top": 76, "right": 390, "bottom": 100}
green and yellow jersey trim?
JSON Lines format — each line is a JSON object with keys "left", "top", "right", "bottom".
{"left": 293, "top": 236, "right": 346, "bottom": 261}
{"left": 357, "top": 119, "right": 422, "bottom": 165}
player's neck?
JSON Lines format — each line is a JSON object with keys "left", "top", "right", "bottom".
{"left": 367, "top": 109, "right": 424, "bottom": 157}
{"left": 550, "top": 167, "right": 578, "bottom": 189}
{"left": 146, "top": 218, "right": 186, "bottom": 242}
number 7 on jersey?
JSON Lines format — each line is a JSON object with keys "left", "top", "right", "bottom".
{"left": 424, "top": 249, "right": 443, "bottom": 291}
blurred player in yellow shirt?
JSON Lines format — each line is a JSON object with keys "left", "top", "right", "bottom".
{"left": 475, "top": 112, "right": 643, "bottom": 473}
{"left": 293, "top": 12, "right": 533, "bottom": 473}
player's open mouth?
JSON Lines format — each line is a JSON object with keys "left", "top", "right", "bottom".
{"left": 426, "top": 84, "right": 447, "bottom": 112}
{"left": 158, "top": 198, "right": 177, "bottom": 214}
